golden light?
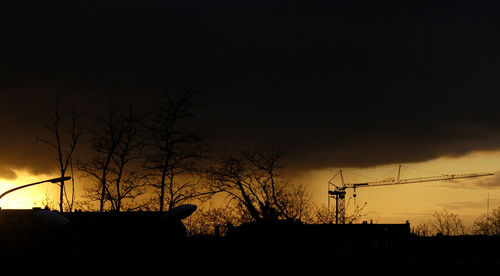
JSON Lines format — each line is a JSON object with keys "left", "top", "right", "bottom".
{"left": 0, "top": 169, "right": 60, "bottom": 209}
{"left": 293, "top": 150, "right": 500, "bottom": 227}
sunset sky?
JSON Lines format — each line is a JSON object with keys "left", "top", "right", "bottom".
{"left": 2, "top": 1, "right": 500, "bottom": 227}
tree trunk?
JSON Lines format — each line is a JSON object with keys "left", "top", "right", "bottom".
{"left": 59, "top": 178, "right": 64, "bottom": 212}
{"left": 59, "top": 167, "right": 66, "bottom": 212}
{"left": 159, "top": 169, "right": 166, "bottom": 212}
{"left": 99, "top": 177, "right": 106, "bottom": 212}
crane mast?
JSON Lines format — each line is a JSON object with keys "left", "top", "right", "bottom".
{"left": 328, "top": 169, "right": 494, "bottom": 224}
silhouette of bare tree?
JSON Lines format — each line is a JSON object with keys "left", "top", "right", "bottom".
{"left": 206, "top": 148, "right": 313, "bottom": 223}
{"left": 78, "top": 95, "right": 145, "bottom": 211}
{"left": 473, "top": 206, "right": 500, "bottom": 236}
{"left": 312, "top": 200, "right": 367, "bottom": 225}
{"left": 184, "top": 205, "right": 238, "bottom": 236}
{"left": 143, "top": 88, "right": 210, "bottom": 211}
{"left": 37, "top": 96, "right": 82, "bottom": 212}
{"left": 431, "top": 209, "right": 467, "bottom": 236}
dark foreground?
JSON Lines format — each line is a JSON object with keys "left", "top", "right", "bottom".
{"left": 0, "top": 209, "right": 499, "bottom": 272}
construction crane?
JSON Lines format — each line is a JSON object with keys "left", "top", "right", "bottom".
{"left": 327, "top": 165, "right": 494, "bottom": 224}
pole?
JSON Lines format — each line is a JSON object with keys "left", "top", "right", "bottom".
{"left": 487, "top": 193, "right": 490, "bottom": 218}
{"left": 335, "top": 194, "right": 339, "bottom": 224}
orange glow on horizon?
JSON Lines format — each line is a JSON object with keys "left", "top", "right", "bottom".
{"left": 0, "top": 170, "right": 60, "bottom": 210}
{"left": 292, "top": 150, "right": 500, "bottom": 227}
{"left": 2, "top": 150, "right": 500, "bottom": 229}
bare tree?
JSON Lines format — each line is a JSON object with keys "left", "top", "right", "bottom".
{"left": 472, "top": 214, "right": 491, "bottom": 236}
{"left": 312, "top": 206, "right": 337, "bottom": 224}
{"left": 106, "top": 106, "right": 146, "bottom": 211}
{"left": 184, "top": 204, "right": 238, "bottom": 237}
{"left": 144, "top": 88, "right": 210, "bottom": 211}
{"left": 431, "top": 209, "right": 467, "bottom": 236}
{"left": 473, "top": 206, "right": 500, "bottom": 236}
{"left": 78, "top": 95, "right": 144, "bottom": 211}
{"left": 412, "top": 222, "right": 433, "bottom": 237}
{"left": 280, "top": 183, "right": 314, "bottom": 223}
{"left": 343, "top": 197, "right": 368, "bottom": 224}
{"left": 37, "top": 97, "right": 82, "bottom": 212}
{"left": 311, "top": 200, "right": 367, "bottom": 224}
{"left": 490, "top": 207, "right": 500, "bottom": 235}
{"left": 206, "top": 148, "right": 313, "bottom": 223}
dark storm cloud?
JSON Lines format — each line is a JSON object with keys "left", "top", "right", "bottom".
{"left": 2, "top": 0, "right": 500, "bottom": 177}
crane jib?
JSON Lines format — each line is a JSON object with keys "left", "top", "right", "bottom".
{"left": 327, "top": 170, "right": 493, "bottom": 224}
{"left": 344, "top": 172, "right": 494, "bottom": 189}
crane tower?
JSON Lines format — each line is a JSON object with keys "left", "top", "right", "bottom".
{"left": 328, "top": 166, "right": 494, "bottom": 224}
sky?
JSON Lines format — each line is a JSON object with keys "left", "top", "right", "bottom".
{"left": 1, "top": 0, "right": 500, "bottom": 226}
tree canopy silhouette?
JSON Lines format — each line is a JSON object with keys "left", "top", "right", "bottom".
{"left": 206, "top": 148, "right": 312, "bottom": 223}
{"left": 37, "top": 97, "right": 82, "bottom": 212}
{"left": 78, "top": 95, "right": 146, "bottom": 212}
{"left": 144, "top": 88, "right": 211, "bottom": 211}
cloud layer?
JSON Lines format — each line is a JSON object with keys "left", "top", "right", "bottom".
{"left": 2, "top": 1, "right": 500, "bottom": 177}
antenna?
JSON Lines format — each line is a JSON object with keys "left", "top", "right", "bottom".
{"left": 487, "top": 193, "right": 490, "bottom": 218}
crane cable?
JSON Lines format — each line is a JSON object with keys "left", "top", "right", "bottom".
{"left": 402, "top": 165, "right": 448, "bottom": 177}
